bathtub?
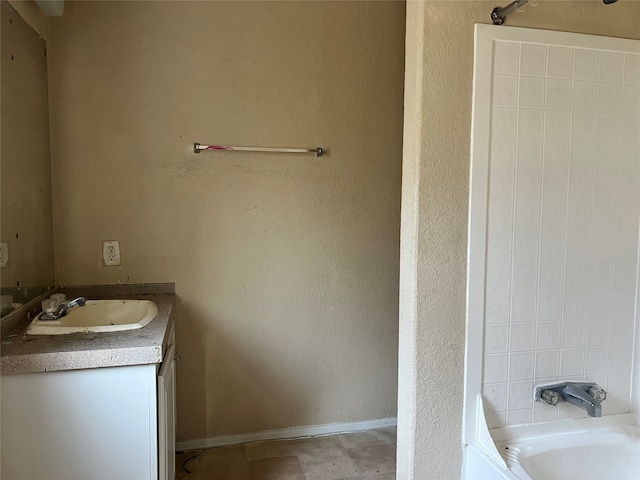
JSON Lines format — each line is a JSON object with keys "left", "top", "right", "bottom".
{"left": 498, "top": 426, "right": 640, "bottom": 479}
{"left": 464, "top": 413, "right": 640, "bottom": 480}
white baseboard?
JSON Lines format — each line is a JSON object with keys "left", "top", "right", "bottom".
{"left": 176, "top": 417, "right": 397, "bottom": 452}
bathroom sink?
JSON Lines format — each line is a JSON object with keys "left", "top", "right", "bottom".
{"left": 26, "top": 300, "right": 158, "bottom": 335}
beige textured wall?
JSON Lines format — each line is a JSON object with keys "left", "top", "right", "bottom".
{"left": 1, "top": 1, "right": 54, "bottom": 299}
{"left": 49, "top": 1, "right": 405, "bottom": 442}
{"left": 398, "top": 1, "right": 640, "bottom": 478}
{"left": 7, "top": 0, "right": 51, "bottom": 42}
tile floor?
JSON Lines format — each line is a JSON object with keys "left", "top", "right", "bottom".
{"left": 176, "top": 427, "right": 396, "bottom": 480}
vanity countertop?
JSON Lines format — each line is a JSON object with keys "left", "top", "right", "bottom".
{"left": 0, "top": 283, "right": 175, "bottom": 375}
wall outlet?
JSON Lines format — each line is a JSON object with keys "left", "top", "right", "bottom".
{"left": 102, "top": 240, "right": 121, "bottom": 266}
{"left": 0, "top": 242, "right": 8, "bottom": 268}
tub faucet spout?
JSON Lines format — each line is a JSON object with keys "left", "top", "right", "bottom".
{"left": 562, "top": 384, "right": 602, "bottom": 418}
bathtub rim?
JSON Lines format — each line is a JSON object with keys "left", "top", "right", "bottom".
{"left": 489, "top": 412, "right": 636, "bottom": 444}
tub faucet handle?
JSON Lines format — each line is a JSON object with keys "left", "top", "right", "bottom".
{"left": 589, "top": 386, "right": 606, "bottom": 404}
{"left": 541, "top": 389, "right": 560, "bottom": 406}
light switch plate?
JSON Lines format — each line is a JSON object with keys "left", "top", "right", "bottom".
{"left": 102, "top": 240, "right": 121, "bottom": 266}
{"left": 0, "top": 242, "right": 8, "bottom": 268}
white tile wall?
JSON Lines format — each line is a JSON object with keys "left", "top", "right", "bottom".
{"left": 483, "top": 41, "right": 640, "bottom": 428}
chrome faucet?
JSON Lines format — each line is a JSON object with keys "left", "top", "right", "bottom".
{"left": 535, "top": 382, "right": 607, "bottom": 418}
{"left": 41, "top": 297, "right": 87, "bottom": 321}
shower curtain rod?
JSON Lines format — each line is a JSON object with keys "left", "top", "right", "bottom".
{"left": 491, "top": 0, "right": 619, "bottom": 25}
{"left": 194, "top": 143, "right": 323, "bottom": 158}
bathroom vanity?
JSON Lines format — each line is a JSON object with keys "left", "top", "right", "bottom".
{"left": 0, "top": 283, "right": 176, "bottom": 480}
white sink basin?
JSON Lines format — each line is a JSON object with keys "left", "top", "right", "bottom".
{"left": 26, "top": 300, "right": 158, "bottom": 335}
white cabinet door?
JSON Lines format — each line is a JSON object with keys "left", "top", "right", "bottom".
{"left": 1, "top": 365, "right": 158, "bottom": 480}
{"left": 158, "top": 343, "right": 176, "bottom": 480}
